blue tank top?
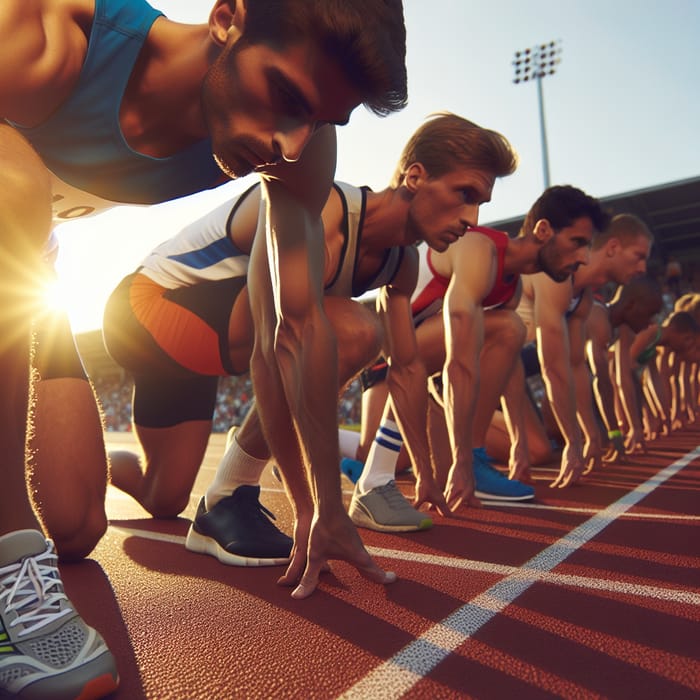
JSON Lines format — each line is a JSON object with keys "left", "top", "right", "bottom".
{"left": 9, "top": 0, "right": 222, "bottom": 205}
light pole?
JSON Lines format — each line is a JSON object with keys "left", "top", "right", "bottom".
{"left": 512, "top": 40, "right": 562, "bottom": 188}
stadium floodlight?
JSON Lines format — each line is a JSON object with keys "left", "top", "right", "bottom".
{"left": 512, "top": 40, "right": 562, "bottom": 188}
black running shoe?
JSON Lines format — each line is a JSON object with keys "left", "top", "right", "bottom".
{"left": 185, "top": 486, "right": 293, "bottom": 566}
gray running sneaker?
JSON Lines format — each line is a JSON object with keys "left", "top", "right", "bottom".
{"left": 349, "top": 481, "right": 433, "bottom": 533}
{"left": 0, "top": 529, "right": 119, "bottom": 700}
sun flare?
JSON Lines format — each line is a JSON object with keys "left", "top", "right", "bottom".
{"left": 39, "top": 277, "right": 69, "bottom": 314}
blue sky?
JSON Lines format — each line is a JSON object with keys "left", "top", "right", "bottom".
{"left": 54, "top": 0, "right": 700, "bottom": 331}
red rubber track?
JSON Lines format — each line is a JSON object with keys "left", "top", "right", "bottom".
{"left": 61, "top": 425, "right": 700, "bottom": 700}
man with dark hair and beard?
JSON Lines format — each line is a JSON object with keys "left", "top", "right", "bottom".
{"left": 354, "top": 185, "right": 606, "bottom": 524}
{"left": 505, "top": 211, "right": 652, "bottom": 488}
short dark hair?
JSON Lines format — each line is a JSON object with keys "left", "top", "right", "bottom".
{"left": 521, "top": 185, "right": 610, "bottom": 235}
{"left": 615, "top": 274, "right": 662, "bottom": 310}
{"left": 665, "top": 310, "right": 699, "bottom": 335}
{"left": 242, "top": 0, "right": 407, "bottom": 116}
{"left": 674, "top": 293, "right": 700, "bottom": 324}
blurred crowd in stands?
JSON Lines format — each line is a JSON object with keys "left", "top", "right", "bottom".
{"left": 95, "top": 373, "right": 363, "bottom": 433}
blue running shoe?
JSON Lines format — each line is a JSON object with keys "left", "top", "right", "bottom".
{"left": 340, "top": 457, "right": 364, "bottom": 484}
{"left": 473, "top": 447, "right": 535, "bottom": 501}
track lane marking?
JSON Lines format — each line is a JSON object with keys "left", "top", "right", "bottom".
{"left": 480, "top": 501, "right": 700, "bottom": 521}
{"left": 337, "top": 446, "right": 700, "bottom": 700}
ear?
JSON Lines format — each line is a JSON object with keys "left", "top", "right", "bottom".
{"left": 533, "top": 218, "right": 553, "bottom": 243}
{"left": 402, "top": 162, "right": 428, "bottom": 194}
{"left": 209, "top": 0, "right": 245, "bottom": 46}
{"left": 605, "top": 237, "right": 620, "bottom": 257}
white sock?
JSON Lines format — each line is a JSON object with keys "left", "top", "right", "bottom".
{"left": 356, "top": 419, "right": 403, "bottom": 494}
{"left": 338, "top": 428, "right": 361, "bottom": 460}
{"left": 205, "top": 434, "right": 268, "bottom": 510}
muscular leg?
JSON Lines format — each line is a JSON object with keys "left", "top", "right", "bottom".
{"left": 0, "top": 126, "right": 52, "bottom": 540}
{"left": 103, "top": 272, "right": 247, "bottom": 518}
{"left": 109, "top": 374, "right": 218, "bottom": 518}
{"left": 29, "top": 309, "right": 109, "bottom": 560}
{"left": 357, "top": 383, "right": 412, "bottom": 473}
{"left": 357, "top": 383, "right": 389, "bottom": 463}
{"left": 0, "top": 128, "right": 119, "bottom": 695}
{"left": 110, "top": 422, "right": 212, "bottom": 518}
{"left": 31, "top": 378, "right": 109, "bottom": 559}
{"left": 0, "top": 343, "right": 36, "bottom": 535}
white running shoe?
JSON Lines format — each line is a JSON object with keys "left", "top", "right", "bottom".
{"left": 0, "top": 529, "right": 119, "bottom": 699}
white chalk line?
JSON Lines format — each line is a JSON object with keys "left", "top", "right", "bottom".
{"left": 337, "top": 446, "right": 700, "bottom": 700}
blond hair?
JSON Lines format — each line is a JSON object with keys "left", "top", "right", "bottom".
{"left": 391, "top": 112, "right": 517, "bottom": 188}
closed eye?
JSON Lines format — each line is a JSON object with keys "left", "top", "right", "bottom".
{"left": 267, "top": 68, "right": 312, "bottom": 119}
{"left": 461, "top": 187, "right": 489, "bottom": 205}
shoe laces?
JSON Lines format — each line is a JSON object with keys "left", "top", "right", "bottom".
{"left": 377, "top": 481, "right": 411, "bottom": 510}
{"left": 236, "top": 491, "right": 281, "bottom": 533}
{"left": 0, "top": 544, "right": 72, "bottom": 637}
{"left": 474, "top": 448, "right": 505, "bottom": 477}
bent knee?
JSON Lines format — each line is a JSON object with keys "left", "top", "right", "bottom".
{"left": 53, "top": 508, "right": 108, "bottom": 562}
{"left": 489, "top": 311, "right": 526, "bottom": 349}
{"left": 529, "top": 440, "right": 555, "bottom": 465}
{"left": 142, "top": 490, "right": 189, "bottom": 519}
{"left": 345, "top": 317, "right": 383, "bottom": 373}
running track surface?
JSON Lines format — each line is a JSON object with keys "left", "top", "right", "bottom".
{"left": 61, "top": 425, "right": 700, "bottom": 700}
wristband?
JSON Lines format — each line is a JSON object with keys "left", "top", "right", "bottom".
{"left": 607, "top": 429, "right": 622, "bottom": 439}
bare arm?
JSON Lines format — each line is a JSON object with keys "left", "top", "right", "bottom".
{"left": 530, "top": 273, "right": 584, "bottom": 486}
{"left": 645, "top": 352, "right": 671, "bottom": 435}
{"left": 248, "top": 125, "right": 391, "bottom": 597}
{"left": 614, "top": 324, "right": 645, "bottom": 452}
{"left": 378, "top": 251, "right": 449, "bottom": 513}
{"left": 657, "top": 349, "right": 681, "bottom": 429}
{"left": 250, "top": 125, "right": 337, "bottom": 493}
{"left": 569, "top": 294, "right": 602, "bottom": 472}
{"left": 666, "top": 352, "right": 685, "bottom": 429}
{"left": 586, "top": 304, "right": 619, "bottom": 439}
{"left": 0, "top": 1, "right": 91, "bottom": 124}
{"left": 0, "top": 124, "right": 52, "bottom": 258}
{"left": 441, "top": 235, "right": 496, "bottom": 508}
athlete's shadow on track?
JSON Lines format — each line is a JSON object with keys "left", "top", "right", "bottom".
{"left": 60, "top": 558, "right": 146, "bottom": 700}
{"left": 115, "top": 520, "right": 464, "bottom": 648}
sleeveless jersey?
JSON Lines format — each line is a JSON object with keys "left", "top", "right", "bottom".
{"left": 517, "top": 275, "right": 582, "bottom": 329}
{"left": 410, "top": 226, "right": 517, "bottom": 326}
{"left": 139, "top": 186, "right": 257, "bottom": 289}
{"left": 566, "top": 288, "right": 584, "bottom": 318}
{"left": 325, "top": 183, "right": 404, "bottom": 298}
{"left": 139, "top": 182, "right": 404, "bottom": 297}
{"left": 9, "top": 0, "right": 222, "bottom": 224}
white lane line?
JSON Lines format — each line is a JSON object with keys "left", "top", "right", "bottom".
{"left": 369, "top": 547, "right": 700, "bottom": 606}
{"left": 109, "top": 526, "right": 185, "bottom": 546}
{"left": 337, "top": 447, "right": 700, "bottom": 700}
{"left": 484, "top": 501, "right": 700, "bottom": 521}
{"left": 106, "top": 525, "right": 700, "bottom": 606}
